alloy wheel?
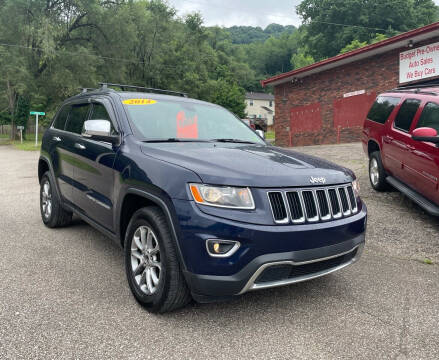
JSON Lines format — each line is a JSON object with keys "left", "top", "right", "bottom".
{"left": 370, "top": 158, "right": 379, "bottom": 186}
{"left": 41, "top": 181, "right": 52, "bottom": 219}
{"left": 130, "top": 226, "right": 162, "bottom": 295}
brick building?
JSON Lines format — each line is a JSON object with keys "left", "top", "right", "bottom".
{"left": 262, "top": 22, "right": 439, "bottom": 147}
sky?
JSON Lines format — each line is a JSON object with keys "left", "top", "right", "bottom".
{"left": 169, "top": 0, "right": 439, "bottom": 29}
{"left": 168, "top": 0, "right": 303, "bottom": 28}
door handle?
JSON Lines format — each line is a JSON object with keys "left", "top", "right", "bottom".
{"left": 74, "top": 143, "right": 86, "bottom": 150}
{"left": 383, "top": 135, "right": 393, "bottom": 143}
{"left": 53, "top": 136, "right": 61, "bottom": 142}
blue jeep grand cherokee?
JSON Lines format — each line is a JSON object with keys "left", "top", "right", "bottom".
{"left": 38, "top": 83, "right": 366, "bottom": 313}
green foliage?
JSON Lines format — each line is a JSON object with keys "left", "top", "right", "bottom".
{"left": 225, "top": 24, "right": 296, "bottom": 44}
{"left": 14, "top": 96, "right": 30, "bottom": 128}
{"left": 291, "top": 48, "right": 315, "bottom": 69}
{"left": 1, "top": 0, "right": 437, "bottom": 125}
{"left": 297, "top": 0, "right": 439, "bottom": 60}
{"left": 339, "top": 33, "right": 389, "bottom": 54}
{"left": 208, "top": 80, "right": 246, "bottom": 118}
{"left": 340, "top": 39, "right": 368, "bottom": 54}
{"left": 0, "top": 112, "right": 11, "bottom": 125}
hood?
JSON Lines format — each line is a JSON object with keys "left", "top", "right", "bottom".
{"left": 140, "top": 143, "right": 354, "bottom": 187}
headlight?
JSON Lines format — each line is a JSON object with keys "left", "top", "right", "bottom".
{"left": 352, "top": 179, "right": 360, "bottom": 197}
{"left": 189, "top": 183, "right": 255, "bottom": 209}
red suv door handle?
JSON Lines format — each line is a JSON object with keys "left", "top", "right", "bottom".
{"left": 383, "top": 135, "right": 393, "bottom": 143}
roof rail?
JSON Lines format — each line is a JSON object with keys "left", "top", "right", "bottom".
{"left": 394, "top": 83, "right": 439, "bottom": 90}
{"left": 98, "top": 82, "right": 187, "bottom": 97}
{"left": 389, "top": 85, "right": 438, "bottom": 96}
{"left": 78, "top": 87, "right": 98, "bottom": 94}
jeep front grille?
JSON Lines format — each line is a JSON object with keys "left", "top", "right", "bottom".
{"left": 268, "top": 184, "right": 358, "bottom": 224}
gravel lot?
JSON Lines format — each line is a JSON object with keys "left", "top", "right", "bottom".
{"left": 0, "top": 142, "right": 438, "bottom": 359}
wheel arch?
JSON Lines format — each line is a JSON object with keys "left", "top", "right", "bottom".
{"left": 38, "top": 157, "right": 50, "bottom": 184}
{"left": 367, "top": 140, "right": 381, "bottom": 157}
{"left": 118, "top": 188, "right": 187, "bottom": 271}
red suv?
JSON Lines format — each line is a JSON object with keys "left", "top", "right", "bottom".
{"left": 362, "top": 86, "right": 439, "bottom": 215}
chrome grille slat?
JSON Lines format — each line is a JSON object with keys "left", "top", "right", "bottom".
{"left": 268, "top": 184, "right": 359, "bottom": 224}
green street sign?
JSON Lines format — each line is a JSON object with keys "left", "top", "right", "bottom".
{"left": 30, "top": 111, "right": 45, "bottom": 116}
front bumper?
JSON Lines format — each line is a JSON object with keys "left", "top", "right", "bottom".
{"left": 173, "top": 199, "right": 367, "bottom": 299}
{"left": 184, "top": 236, "right": 364, "bottom": 299}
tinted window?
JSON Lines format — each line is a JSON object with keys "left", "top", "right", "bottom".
{"left": 90, "top": 103, "right": 116, "bottom": 133}
{"left": 52, "top": 105, "right": 70, "bottom": 130}
{"left": 367, "top": 96, "right": 400, "bottom": 124}
{"left": 416, "top": 102, "right": 439, "bottom": 132}
{"left": 91, "top": 103, "right": 110, "bottom": 121}
{"left": 394, "top": 99, "right": 421, "bottom": 132}
{"left": 65, "top": 104, "right": 90, "bottom": 134}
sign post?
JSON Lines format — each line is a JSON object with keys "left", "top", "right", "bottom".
{"left": 29, "top": 111, "right": 45, "bottom": 146}
{"left": 17, "top": 126, "right": 24, "bottom": 144}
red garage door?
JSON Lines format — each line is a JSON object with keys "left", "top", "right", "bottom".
{"left": 333, "top": 92, "right": 376, "bottom": 128}
{"left": 290, "top": 103, "right": 322, "bottom": 134}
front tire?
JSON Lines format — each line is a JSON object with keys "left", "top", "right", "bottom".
{"left": 124, "top": 207, "right": 191, "bottom": 313}
{"left": 369, "top": 151, "right": 389, "bottom": 191}
{"left": 40, "top": 171, "right": 72, "bottom": 228}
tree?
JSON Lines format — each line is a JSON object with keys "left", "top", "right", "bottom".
{"left": 209, "top": 80, "right": 246, "bottom": 118}
{"left": 339, "top": 33, "right": 388, "bottom": 54}
{"left": 339, "top": 39, "right": 368, "bottom": 54}
{"left": 296, "top": 0, "right": 438, "bottom": 60}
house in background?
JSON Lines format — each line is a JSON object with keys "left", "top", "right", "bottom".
{"left": 245, "top": 92, "right": 275, "bottom": 129}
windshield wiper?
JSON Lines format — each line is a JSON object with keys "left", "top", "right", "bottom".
{"left": 142, "top": 138, "right": 209, "bottom": 143}
{"left": 210, "top": 138, "right": 259, "bottom": 144}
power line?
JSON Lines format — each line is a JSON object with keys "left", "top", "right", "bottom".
{"left": 309, "top": 20, "right": 387, "bottom": 31}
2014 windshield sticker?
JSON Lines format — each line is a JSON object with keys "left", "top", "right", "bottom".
{"left": 123, "top": 99, "right": 157, "bottom": 105}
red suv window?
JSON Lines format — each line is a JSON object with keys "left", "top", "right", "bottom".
{"left": 393, "top": 99, "right": 421, "bottom": 132}
{"left": 415, "top": 102, "right": 439, "bottom": 132}
{"left": 367, "top": 96, "right": 400, "bottom": 124}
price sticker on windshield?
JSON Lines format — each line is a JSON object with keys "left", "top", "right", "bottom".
{"left": 123, "top": 99, "right": 157, "bottom": 105}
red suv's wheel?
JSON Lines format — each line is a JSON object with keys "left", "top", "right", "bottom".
{"left": 369, "top": 152, "right": 389, "bottom": 191}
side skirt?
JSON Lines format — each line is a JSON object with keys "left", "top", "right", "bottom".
{"left": 386, "top": 176, "right": 439, "bottom": 216}
{"left": 63, "top": 203, "right": 120, "bottom": 245}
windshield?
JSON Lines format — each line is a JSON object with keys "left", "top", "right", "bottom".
{"left": 122, "top": 98, "right": 265, "bottom": 144}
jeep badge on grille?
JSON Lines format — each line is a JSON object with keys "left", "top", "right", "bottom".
{"left": 310, "top": 176, "right": 326, "bottom": 184}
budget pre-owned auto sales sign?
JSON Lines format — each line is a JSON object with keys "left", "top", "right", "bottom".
{"left": 400, "top": 42, "right": 439, "bottom": 84}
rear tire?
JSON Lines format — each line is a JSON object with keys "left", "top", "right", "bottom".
{"left": 124, "top": 206, "right": 191, "bottom": 313}
{"left": 40, "top": 171, "right": 72, "bottom": 228}
{"left": 369, "top": 151, "right": 389, "bottom": 191}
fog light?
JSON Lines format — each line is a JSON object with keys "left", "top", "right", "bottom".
{"left": 206, "top": 239, "right": 240, "bottom": 257}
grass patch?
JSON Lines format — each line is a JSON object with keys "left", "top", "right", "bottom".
{"left": 266, "top": 131, "right": 275, "bottom": 140}
{"left": 13, "top": 140, "right": 41, "bottom": 151}
{"left": 0, "top": 133, "right": 9, "bottom": 139}
{"left": 423, "top": 258, "right": 434, "bottom": 265}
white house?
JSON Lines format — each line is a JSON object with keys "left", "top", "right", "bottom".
{"left": 245, "top": 92, "right": 275, "bottom": 126}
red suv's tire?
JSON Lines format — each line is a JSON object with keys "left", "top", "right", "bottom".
{"left": 369, "top": 152, "right": 389, "bottom": 191}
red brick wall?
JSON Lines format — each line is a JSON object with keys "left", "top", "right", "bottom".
{"left": 274, "top": 36, "right": 439, "bottom": 147}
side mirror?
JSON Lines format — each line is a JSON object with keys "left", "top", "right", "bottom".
{"left": 256, "top": 129, "right": 265, "bottom": 139}
{"left": 412, "top": 127, "right": 439, "bottom": 143}
{"left": 82, "top": 120, "right": 120, "bottom": 145}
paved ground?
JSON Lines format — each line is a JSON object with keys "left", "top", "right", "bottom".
{"left": 0, "top": 143, "right": 438, "bottom": 360}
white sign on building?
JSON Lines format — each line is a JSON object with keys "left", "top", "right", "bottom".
{"left": 400, "top": 42, "right": 439, "bottom": 84}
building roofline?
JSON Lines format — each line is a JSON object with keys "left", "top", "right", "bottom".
{"left": 261, "top": 22, "right": 439, "bottom": 87}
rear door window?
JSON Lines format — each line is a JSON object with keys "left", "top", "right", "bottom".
{"left": 52, "top": 105, "right": 70, "bottom": 130}
{"left": 65, "top": 104, "right": 91, "bottom": 134}
{"left": 367, "top": 96, "right": 400, "bottom": 124}
{"left": 415, "top": 102, "right": 439, "bottom": 132}
{"left": 393, "top": 99, "right": 421, "bottom": 132}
